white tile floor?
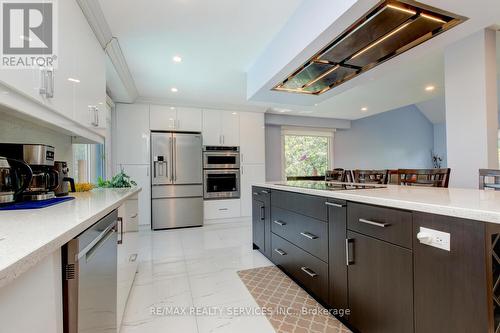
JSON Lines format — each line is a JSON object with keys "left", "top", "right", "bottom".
{"left": 120, "top": 220, "right": 276, "bottom": 333}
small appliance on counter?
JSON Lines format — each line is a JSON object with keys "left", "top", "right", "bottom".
{"left": 0, "top": 156, "right": 32, "bottom": 204}
{"left": 0, "top": 143, "right": 59, "bottom": 201}
{"left": 202, "top": 146, "right": 240, "bottom": 200}
{"left": 53, "top": 161, "right": 75, "bottom": 197}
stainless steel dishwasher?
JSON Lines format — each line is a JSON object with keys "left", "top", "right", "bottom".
{"left": 62, "top": 209, "right": 120, "bottom": 333}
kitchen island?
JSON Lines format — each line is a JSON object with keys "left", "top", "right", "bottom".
{"left": 252, "top": 182, "right": 500, "bottom": 333}
{"left": 0, "top": 187, "right": 141, "bottom": 332}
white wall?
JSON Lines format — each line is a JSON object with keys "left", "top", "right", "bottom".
{"left": 0, "top": 108, "right": 73, "bottom": 171}
{"left": 334, "top": 105, "right": 434, "bottom": 169}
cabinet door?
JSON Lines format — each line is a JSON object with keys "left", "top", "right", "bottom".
{"left": 221, "top": 111, "right": 239, "bottom": 146}
{"left": 202, "top": 109, "right": 221, "bottom": 145}
{"left": 239, "top": 112, "right": 265, "bottom": 164}
{"left": 347, "top": 231, "right": 413, "bottom": 333}
{"left": 327, "top": 200, "right": 348, "bottom": 312}
{"left": 252, "top": 198, "right": 265, "bottom": 252}
{"left": 70, "top": 0, "right": 106, "bottom": 128}
{"left": 115, "top": 104, "right": 150, "bottom": 165}
{"left": 240, "top": 164, "right": 265, "bottom": 217}
{"left": 150, "top": 105, "right": 177, "bottom": 131}
{"left": 176, "top": 107, "right": 202, "bottom": 132}
{"left": 116, "top": 165, "right": 151, "bottom": 227}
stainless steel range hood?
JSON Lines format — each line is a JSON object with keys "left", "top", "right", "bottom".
{"left": 273, "top": 0, "right": 466, "bottom": 95}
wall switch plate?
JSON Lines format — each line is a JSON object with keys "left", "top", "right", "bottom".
{"left": 417, "top": 227, "right": 451, "bottom": 251}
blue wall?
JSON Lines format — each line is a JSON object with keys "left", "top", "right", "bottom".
{"left": 333, "top": 105, "right": 435, "bottom": 169}
{"left": 433, "top": 123, "right": 447, "bottom": 167}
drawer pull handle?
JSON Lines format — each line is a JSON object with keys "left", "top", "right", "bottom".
{"left": 301, "top": 267, "right": 318, "bottom": 278}
{"left": 274, "top": 249, "right": 287, "bottom": 256}
{"left": 300, "top": 232, "right": 318, "bottom": 240}
{"left": 253, "top": 192, "right": 259, "bottom": 196}
{"left": 273, "top": 220, "right": 286, "bottom": 226}
{"left": 346, "top": 238, "right": 354, "bottom": 266}
{"left": 130, "top": 213, "right": 138, "bottom": 219}
{"left": 219, "top": 208, "right": 229, "bottom": 211}
{"left": 261, "top": 190, "right": 270, "bottom": 194}
{"left": 358, "top": 218, "right": 390, "bottom": 228}
{"left": 129, "top": 254, "right": 138, "bottom": 262}
{"left": 325, "top": 202, "right": 345, "bottom": 208}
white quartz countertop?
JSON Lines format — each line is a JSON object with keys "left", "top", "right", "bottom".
{"left": 0, "top": 187, "right": 141, "bottom": 289}
{"left": 255, "top": 182, "right": 500, "bottom": 224}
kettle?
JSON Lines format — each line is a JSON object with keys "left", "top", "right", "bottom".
{"left": 0, "top": 157, "right": 33, "bottom": 203}
{"left": 53, "top": 161, "right": 75, "bottom": 197}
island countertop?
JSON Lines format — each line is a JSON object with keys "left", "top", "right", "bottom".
{"left": 255, "top": 182, "right": 500, "bottom": 224}
{"left": 0, "top": 187, "right": 141, "bottom": 289}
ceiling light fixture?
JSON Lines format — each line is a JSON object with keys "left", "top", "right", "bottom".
{"left": 420, "top": 13, "right": 447, "bottom": 23}
{"left": 361, "top": 107, "right": 368, "bottom": 112}
{"left": 425, "top": 85, "right": 435, "bottom": 91}
{"left": 304, "top": 65, "right": 340, "bottom": 88}
{"left": 386, "top": 4, "right": 417, "bottom": 15}
{"left": 170, "top": 107, "right": 175, "bottom": 110}
{"left": 351, "top": 21, "right": 412, "bottom": 60}
{"left": 171, "top": 87, "right": 178, "bottom": 93}
{"left": 172, "top": 55, "right": 182, "bottom": 63}
{"left": 67, "top": 78, "right": 80, "bottom": 83}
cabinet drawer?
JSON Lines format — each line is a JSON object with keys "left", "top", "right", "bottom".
{"left": 204, "top": 199, "right": 241, "bottom": 220}
{"left": 252, "top": 186, "right": 270, "bottom": 204}
{"left": 348, "top": 202, "right": 412, "bottom": 249}
{"left": 271, "top": 207, "right": 328, "bottom": 262}
{"left": 272, "top": 190, "right": 327, "bottom": 221}
{"left": 271, "top": 234, "right": 328, "bottom": 303}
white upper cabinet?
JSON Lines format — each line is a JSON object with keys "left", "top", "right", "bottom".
{"left": 202, "top": 109, "right": 240, "bottom": 146}
{"left": 240, "top": 164, "right": 266, "bottom": 216}
{"left": 176, "top": 107, "right": 202, "bottom": 132}
{"left": 0, "top": 0, "right": 105, "bottom": 130}
{"left": 239, "top": 112, "right": 265, "bottom": 164}
{"left": 150, "top": 105, "right": 177, "bottom": 130}
{"left": 115, "top": 104, "right": 150, "bottom": 165}
{"left": 149, "top": 105, "right": 202, "bottom": 132}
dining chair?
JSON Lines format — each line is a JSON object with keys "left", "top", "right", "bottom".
{"left": 325, "top": 168, "right": 345, "bottom": 182}
{"left": 347, "top": 169, "right": 389, "bottom": 184}
{"left": 479, "top": 169, "right": 500, "bottom": 190}
{"left": 397, "top": 168, "right": 451, "bottom": 188}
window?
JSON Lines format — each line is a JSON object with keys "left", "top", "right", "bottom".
{"left": 282, "top": 128, "right": 333, "bottom": 179}
{"left": 72, "top": 144, "right": 105, "bottom": 183}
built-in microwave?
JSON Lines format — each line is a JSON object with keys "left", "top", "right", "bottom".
{"left": 203, "top": 146, "right": 240, "bottom": 169}
{"left": 203, "top": 169, "right": 240, "bottom": 199}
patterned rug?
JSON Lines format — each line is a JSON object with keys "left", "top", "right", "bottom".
{"left": 237, "top": 266, "right": 351, "bottom": 333}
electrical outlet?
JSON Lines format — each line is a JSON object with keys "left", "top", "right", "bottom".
{"left": 416, "top": 227, "right": 450, "bottom": 251}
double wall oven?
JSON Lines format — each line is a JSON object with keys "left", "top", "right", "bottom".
{"left": 203, "top": 146, "right": 240, "bottom": 199}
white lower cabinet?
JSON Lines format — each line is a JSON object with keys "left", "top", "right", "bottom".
{"left": 204, "top": 199, "right": 241, "bottom": 220}
{"left": 117, "top": 195, "right": 139, "bottom": 331}
{"left": 0, "top": 250, "right": 63, "bottom": 333}
{"left": 117, "top": 165, "right": 151, "bottom": 227}
{"left": 240, "top": 164, "right": 266, "bottom": 216}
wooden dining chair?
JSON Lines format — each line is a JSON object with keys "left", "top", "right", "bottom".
{"left": 325, "top": 168, "right": 345, "bottom": 182}
{"left": 397, "top": 168, "right": 451, "bottom": 188}
{"left": 479, "top": 169, "right": 500, "bottom": 190}
{"left": 348, "top": 169, "right": 389, "bottom": 184}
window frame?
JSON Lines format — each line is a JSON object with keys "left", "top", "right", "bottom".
{"left": 280, "top": 127, "right": 335, "bottom": 180}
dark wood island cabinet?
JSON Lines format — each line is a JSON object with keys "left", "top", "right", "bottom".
{"left": 252, "top": 185, "right": 500, "bottom": 333}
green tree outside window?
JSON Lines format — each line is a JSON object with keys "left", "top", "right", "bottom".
{"left": 284, "top": 135, "right": 329, "bottom": 177}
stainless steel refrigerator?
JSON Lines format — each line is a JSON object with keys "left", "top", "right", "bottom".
{"left": 151, "top": 132, "right": 203, "bottom": 230}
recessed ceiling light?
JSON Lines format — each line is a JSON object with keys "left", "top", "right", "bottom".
{"left": 314, "top": 103, "right": 318, "bottom": 106}
{"left": 425, "top": 85, "right": 435, "bottom": 92}
{"left": 170, "top": 107, "right": 175, "bottom": 110}
{"left": 67, "top": 78, "right": 80, "bottom": 83}
{"left": 172, "top": 55, "right": 182, "bottom": 63}
{"left": 171, "top": 87, "right": 178, "bottom": 93}
{"left": 361, "top": 107, "right": 368, "bottom": 112}
{"left": 232, "top": 112, "right": 237, "bottom": 115}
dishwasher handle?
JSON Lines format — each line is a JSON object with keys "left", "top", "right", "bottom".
{"left": 76, "top": 221, "right": 116, "bottom": 261}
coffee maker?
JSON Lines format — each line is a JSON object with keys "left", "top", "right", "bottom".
{"left": 0, "top": 144, "right": 59, "bottom": 201}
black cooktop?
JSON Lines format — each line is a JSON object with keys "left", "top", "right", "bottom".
{"left": 277, "top": 181, "right": 385, "bottom": 191}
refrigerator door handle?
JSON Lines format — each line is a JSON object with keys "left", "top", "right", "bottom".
{"left": 169, "top": 137, "right": 173, "bottom": 182}
{"left": 173, "top": 137, "right": 177, "bottom": 181}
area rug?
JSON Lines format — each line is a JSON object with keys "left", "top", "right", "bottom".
{"left": 237, "top": 266, "right": 351, "bottom": 333}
